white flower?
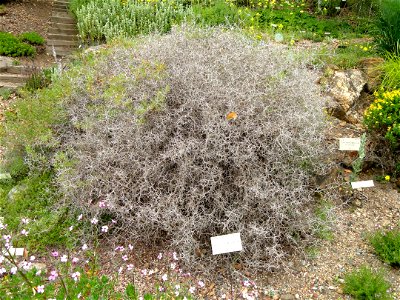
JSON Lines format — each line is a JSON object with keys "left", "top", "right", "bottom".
{"left": 77, "top": 214, "right": 83, "bottom": 221}
{"left": 157, "top": 252, "right": 163, "bottom": 260}
{"left": 127, "top": 264, "right": 134, "bottom": 271}
{"left": 60, "top": 255, "right": 68, "bottom": 263}
{"left": 198, "top": 280, "right": 205, "bottom": 288}
{"left": 0, "top": 255, "right": 4, "bottom": 263}
{"left": 72, "top": 257, "right": 79, "bottom": 263}
{"left": 21, "top": 229, "right": 29, "bottom": 236}
{"left": 0, "top": 267, "right": 6, "bottom": 274}
{"left": 90, "top": 218, "right": 98, "bottom": 224}
{"left": 101, "top": 225, "right": 108, "bottom": 233}
{"left": 189, "top": 286, "right": 196, "bottom": 294}
{"left": 21, "top": 218, "right": 29, "bottom": 224}
{"left": 69, "top": 226, "right": 74, "bottom": 231}
{"left": 71, "top": 271, "right": 81, "bottom": 282}
{"left": 162, "top": 274, "right": 168, "bottom": 281}
{"left": 172, "top": 252, "right": 178, "bottom": 260}
{"left": 128, "top": 244, "right": 134, "bottom": 250}
{"left": 10, "top": 266, "right": 17, "bottom": 274}
{"left": 36, "top": 285, "right": 45, "bottom": 293}
{"left": 170, "top": 263, "right": 176, "bottom": 270}
{"left": 30, "top": 255, "right": 35, "bottom": 261}
{"left": 175, "top": 284, "right": 180, "bottom": 290}
{"left": 82, "top": 244, "right": 88, "bottom": 251}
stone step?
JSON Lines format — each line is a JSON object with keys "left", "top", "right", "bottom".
{"left": 47, "top": 39, "right": 79, "bottom": 47}
{"left": 52, "top": 7, "right": 68, "bottom": 12}
{"left": 0, "top": 73, "right": 29, "bottom": 84}
{"left": 48, "top": 27, "right": 78, "bottom": 36}
{"left": 5, "top": 66, "right": 32, "bottom": 75}
{"left": 53, "top": 3, "right": 68, "bottom": 8}
{"left": 48, "top": 33, "right": 77, "bottom": 41}
{"left": 51, "top": 22, "right": 77, "bottom": 30}
{"left": 53, "top": 0, "right": 70, "bottom": 4}
{"left": 50, "top": 16, "right": 75, "bottom": 24}
{"left": 52, "top": 11, "right": 74, "bottom": 18}
{"left": 0, "top": 82, "right": 22, "bottom": 90}
{"left": 46, "top": 46, "right": 75, "bottom": 57}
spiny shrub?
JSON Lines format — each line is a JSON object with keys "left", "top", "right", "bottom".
{"left": 19, "top": 32, "right": 45, "bottom": 45}
{"left": 0, "top": 32, "right": 35, "bottom": 57}
{"left": 375, "top": 0, "right": 400, "bottom": 55}
{"left": 54, "top": 27, "right": 334, "bottom": 271}
{"left": 75, "top": 0, "right": 188, "bottom": 42}
{"left": 343, "top": 266, "right": 392, "bottom": 300}
{"left": 369, "top": 229, "right": 400, "bottom": 266}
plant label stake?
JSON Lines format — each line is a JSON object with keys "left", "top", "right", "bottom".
{"left": 339, "top": 138, "right": 361, "bottom": 151}
{"left": 211, "top": 232, "right": 242, "bottom": 255}
{"left": 351, "top": 180, "right": 374, "bottom": 189}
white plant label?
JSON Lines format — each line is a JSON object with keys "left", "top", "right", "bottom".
{"left": 3, "top": 247, "right": 26, "bottom": 257}
{"left": 0, "top": 173, "right": 11, "bottom": 180}
{"left": 351, "top": 180, "right": 374, "bottom": 189}
{"left": 211, "top": 232, "right": 242, "bottom": 255}
{"left": 339, "top": 138, "right": 361, "bottom": 151}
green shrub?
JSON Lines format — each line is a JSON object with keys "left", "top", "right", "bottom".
{"left": 19, "top": 32, "right": 45, "bottom": 45}
{"left": 0, "top": 32, "right": 35, "bottom": 57}
{"left": 343, "top": 266, "right": 392, "bottom": 300}
{"left": 369, "top": 229, "right": 400, "bottom": 266}
{"left": 364, "top": 89, "right": 400, "bottom": 147}
{"left": 375, "top": 0, "right": 400, "bottom": 55}
{"left": 192, "top": 0, "right": 242, "bottom": 26}
{"left": 380, "top": 53, "right": 400, "bottom": 91}
{"left": 75, "top": 0, "right": 187, "bottom": 42}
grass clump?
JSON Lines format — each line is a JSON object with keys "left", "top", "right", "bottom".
{"left": 343, "top": 266, "right": 392, "bottom": 300}
{"left": 380, "top": 53, "right": 400, "bottom": 91}
{"left": 0, "top": 32, "right": 35, "bottom": 57}
{"left": 369, "top": 229, "right": 400, "bottom": 266}
{"left": 375, "top": 0, "right": 400, "bottom": 55}
{"left": 49, "top": 26, "right": 334, "bottom": 272}
{"left": 19, "top": 32, "right": 45, "bottom": 45}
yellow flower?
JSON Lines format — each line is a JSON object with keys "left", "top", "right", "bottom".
{"left": 385, "top": 175, "right": 390, "bottom": 181}
{"left": 363, "top": 47, "right": 368, "bottom": 51}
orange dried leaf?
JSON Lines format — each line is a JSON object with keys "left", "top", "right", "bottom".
{"left": 226, "top": 111, "right": 238, "bottom": 121}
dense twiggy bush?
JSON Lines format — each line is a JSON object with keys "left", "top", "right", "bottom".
{"left": 55, "top": 27, "right": 333, "bottom": 271}
{"left": 369, "top": 229, "right": 400, "bottom": 266}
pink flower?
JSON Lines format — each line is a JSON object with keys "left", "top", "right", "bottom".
{"left": 51, "top": 251, "right": 59, "bottom": 257}
{"left": 21, "top": 218, "right": 29, "bottom": 224}
{"left": 189, "top": 286, "right": 196, "bottom": 294}
{"left": 198, "top": 280, "right": 205, "bottom": 288}
{"left": 111, "top": 219, "right": 117, "bottom": 224}
{"left": 3, "top": 234, "right": 11, "bottom": 241}
{"left": 118, "top": 266, "right": 124, "bottom": 274}
{"left": 98, "top": 201, "right": 106, "bottom": 208}
{"left": 21, "top": 229, "right": 29, "bottom": 236}
{"left": 0, "top": 255, "right": 4, "bottom": 263}
{"left": 30, "top": 256, "right": 35, "bottom": 261}
{"left": 82, "top": 244, "right": 88, "bottom": 251}
{"left": 48, "top": 270, "right": 58, "bottom": 281}
{"left": 90, "top": 218, "right": 98, "bottom": 224}
{"left": 60, "top": 255, "right": 68, "bottom": 263}
{"left": 127, "top": 264, "right": 134, "bottom": 271}
{"left": 157, "top": 252, "right": 163, "bottom": 260}
{"left": 10, "top": 267, "right": 17, "bottom": 274}
{"left": 172, "top": 252, "right": 178, "bottom": 260}
{"left": 115, "top": 246, "right": 124, "bottom": 252}
{"left": 122, "top": 255, "right": 128, "bottom": 261}
{"left": 71, "top": 271, "right": 81, "bottom": 282}
{"left": 162, "top": 274, "right": 168, "bottom": 281}
{"left": 72, "top": 257, "right": 79, "bottom": 263}
{"left": 141, "top": 269, "right": 148, "bottom": 276}
{"left": 36, "top": 285, "right": 44, "bottom": 294}
{"left": 159, "top": 286, "right": 165, "bottom": 292}
{"left": 0, "top": 267, "right": 6, "bottom": 275}
{"left": 243, "top": 280, "right": 251, "bottom": 287}
{"left": 21, "top": 261, "right": 32, "bottom": 270}
{"left": 101, "top": 225, "right": 108, "bottom": 233}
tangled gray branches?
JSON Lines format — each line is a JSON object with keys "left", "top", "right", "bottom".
{"left": 57, "top": 27, "right": 334, "bottom": 271}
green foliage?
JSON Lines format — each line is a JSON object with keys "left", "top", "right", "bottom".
{"left": 369, "top": 229, "right": 400, "bottom": 266}
{"left": 0, "top": 32, "right": 35, "bottom": 57}
{"left": 314, "top": 199, "right": 334, "bottom": 240}
{"left": 0, "top": 87, "right": 11, "bottom": 100}
{"left": 24, "top": 67, "right": 57, "bottom": 92}
{"left": 19, "top": 32, "right": 45, "bottom": 45}
{"left": 380, "top": 53, "right": 400, "bottom": 91}
{"left": 351, "top": 133, "right": 367, "bottom": 181}
{"left": 375, "top": 0, "right": 400, "bottom": 55}
{"left": 75, "top": 0, "right": 187, "bottom": 42}
{"left": 192, "top": 0, "right": 242, "bottom": 26}
{"left": 322, "top": 41, "right": 376, "bottom": 68}
{"left": 343, "top": 266, "right": 392, "bottom": 300}
{"left": 364, "top": 89, "right": 400, "bottom": 148}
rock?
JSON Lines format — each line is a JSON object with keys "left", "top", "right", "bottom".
{"left": 280, "top": 294, "right": 296, "bottom": 300}
{"left": 0, "top": 56, "right": 14, "bottom": 72}
{"left": 7, "top": 184, "right": 28, "bottom": 201}
{"left": 325, "top": 69, "right": 367, "bottom": 121}
{"left": 359, "top": 57, "right": 385, "bottom": 93}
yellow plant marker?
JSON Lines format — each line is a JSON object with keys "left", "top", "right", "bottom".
{"left": 226, "top": 111, "right": 238, "bottom": 121}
